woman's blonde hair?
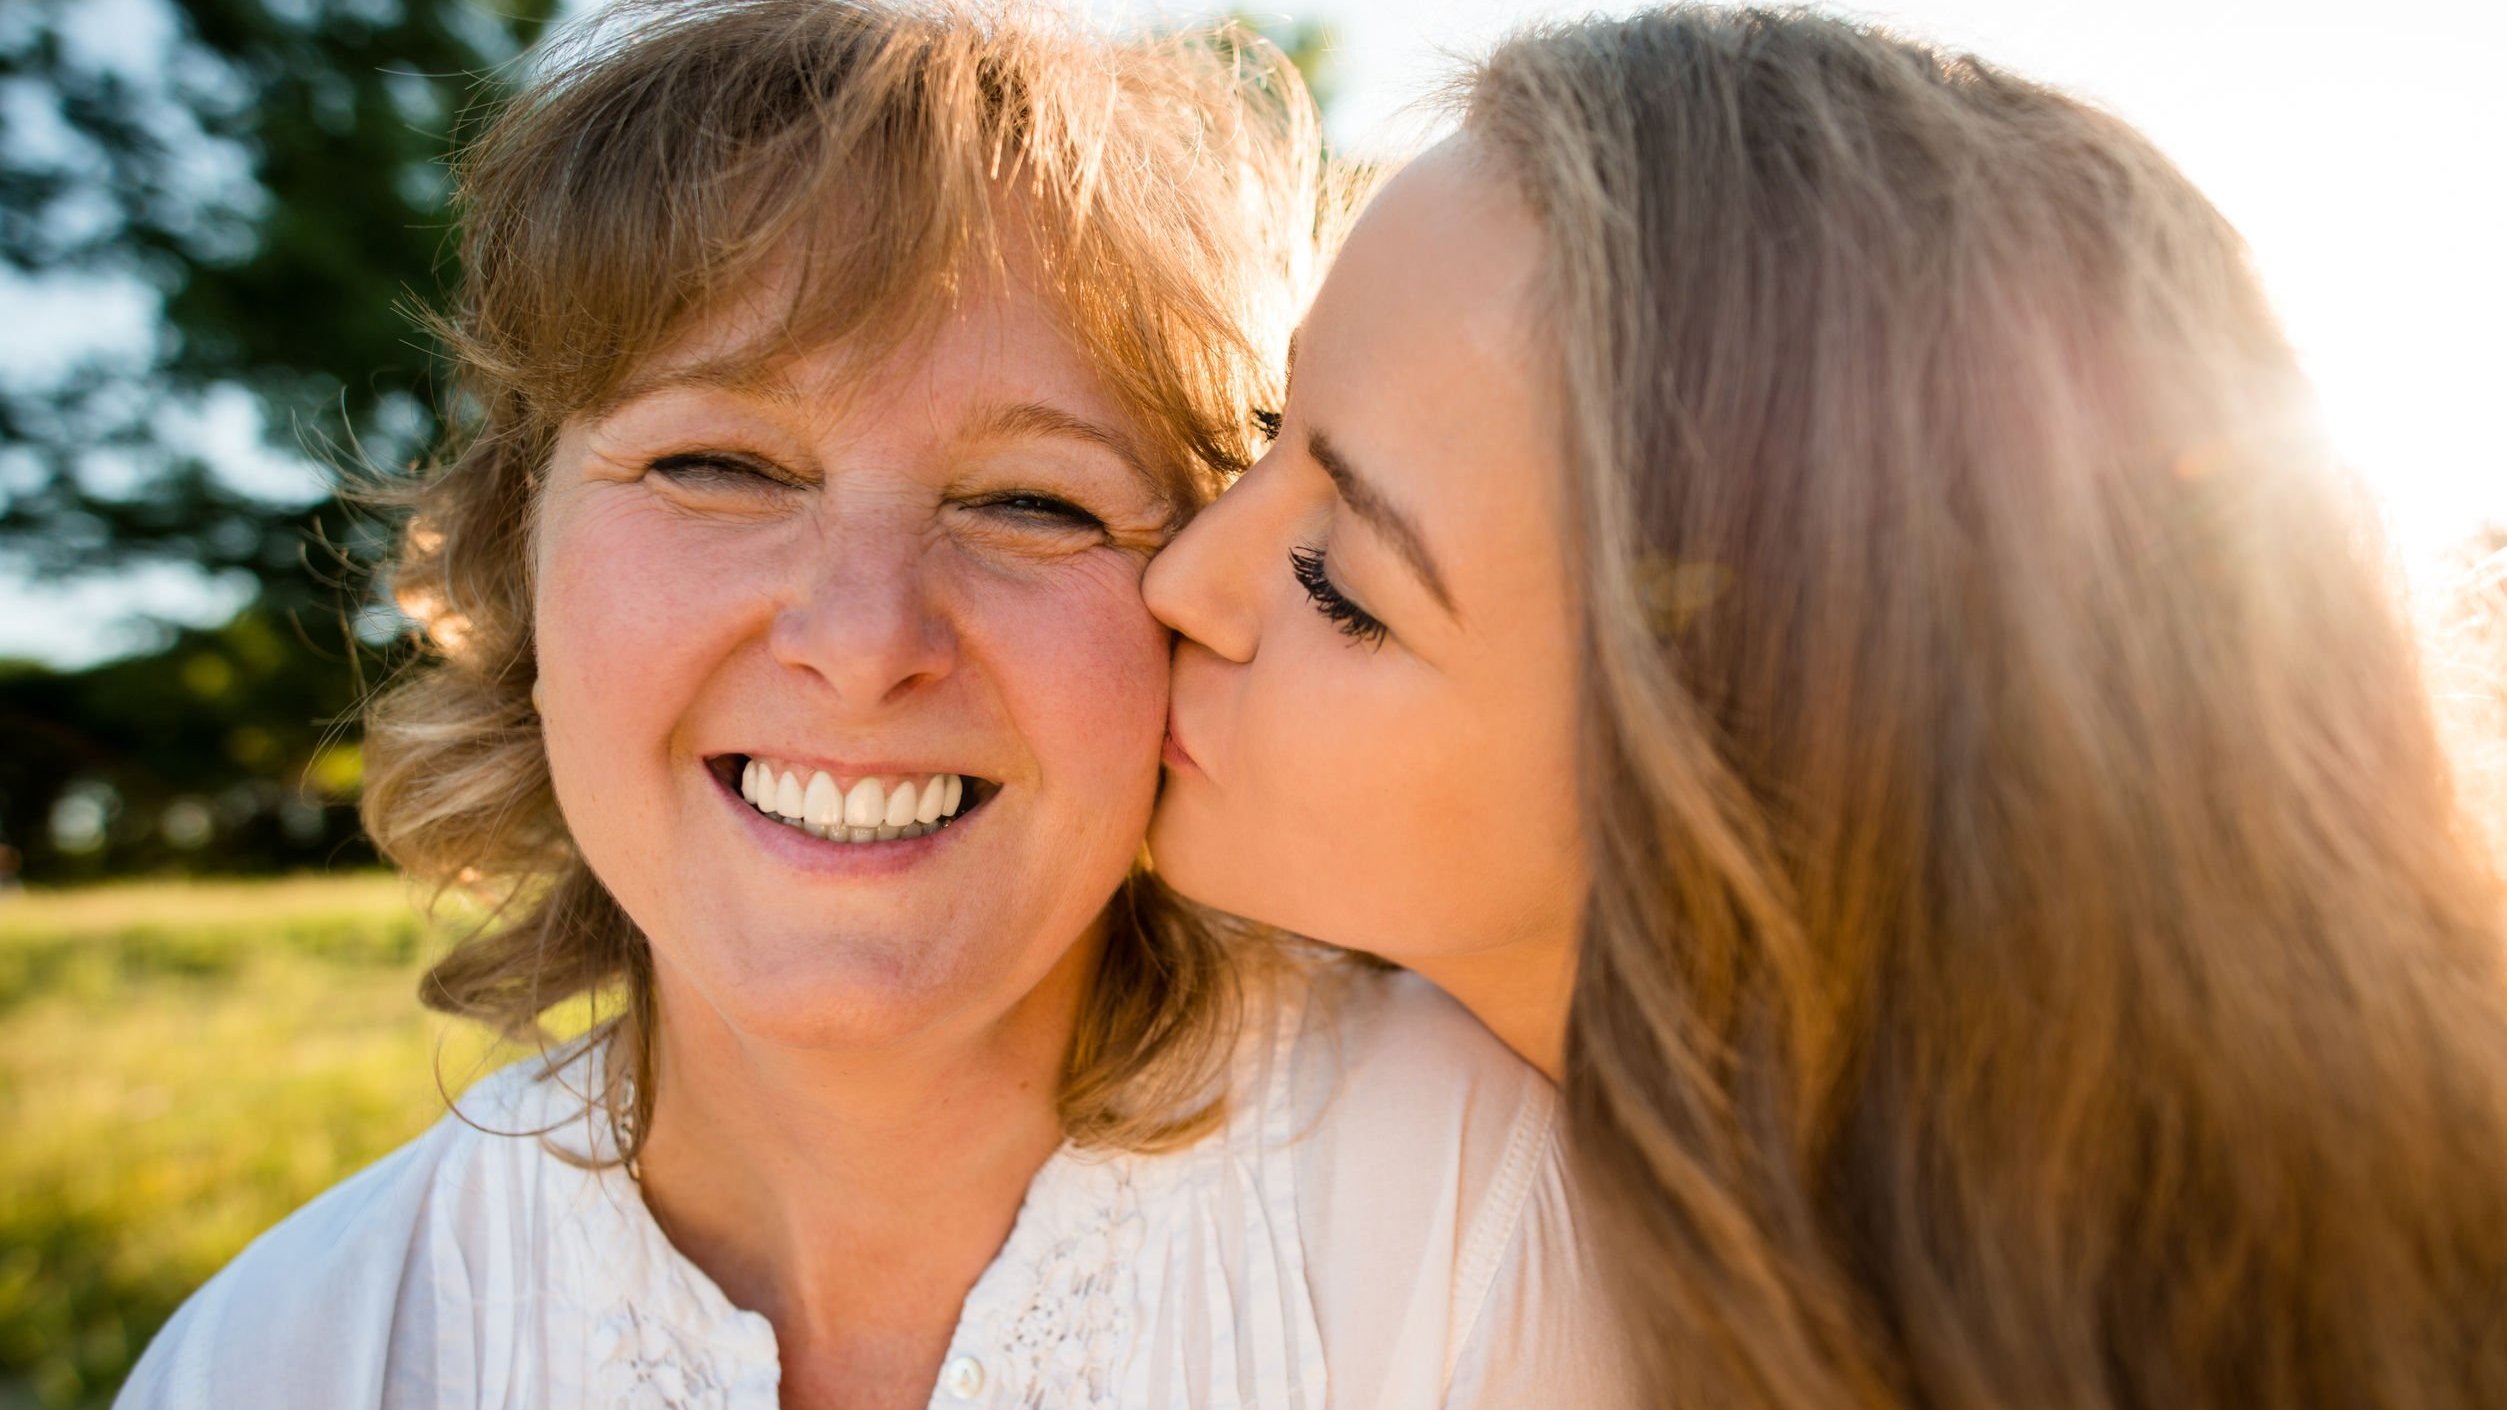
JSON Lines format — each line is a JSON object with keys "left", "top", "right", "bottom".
{"left": 362, "top": 0, "right": 1318, "bottom": 1157}
{"left": 1464, "top": 8, "right": 2507, "bottom": 1406}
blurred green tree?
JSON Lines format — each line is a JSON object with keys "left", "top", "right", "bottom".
{"left": 2, "top": 0, "right": 559, "bottom": 620}
{"left": 0, "top": 0, "right": 558, "bottom": 878}
{"left": 0, "top": 609, "right": 372, "bottom": 881}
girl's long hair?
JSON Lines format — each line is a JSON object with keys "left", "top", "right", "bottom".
{"left": 1463, "top": 10, "right": 2507, "bottom": 1407}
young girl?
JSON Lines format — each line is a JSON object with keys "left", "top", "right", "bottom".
{"left": 1146, "top": 8, "right": 2507, "bottom": 1407}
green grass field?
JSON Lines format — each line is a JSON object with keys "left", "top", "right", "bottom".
{"left": 0, "top": 874, "right": 518, "bottom": 1409}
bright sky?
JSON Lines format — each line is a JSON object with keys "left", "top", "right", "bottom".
{"left": 1104, "top": 0, "right": 2507, "bottom": 580}
{"left": 4, "top": 0, "right": 2501, "bottom": 663}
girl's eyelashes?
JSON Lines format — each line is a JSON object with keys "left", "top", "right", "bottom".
{"left": 1289, "top": 545, "right": 1390, "bottom": 649}
{"left": 1252, "top": 407, "right": 1284, "bottom": 440}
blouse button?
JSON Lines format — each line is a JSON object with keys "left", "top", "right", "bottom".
{"left": 941, "top": 1354, "right": 987, "bottom": 1400}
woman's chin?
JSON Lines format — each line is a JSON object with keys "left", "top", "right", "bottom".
{"left": 656, "top": 946, "right": 1003, "bottom": 1053}
{"left": 640, "top": 879, "right": 1115, "bottom": 1057}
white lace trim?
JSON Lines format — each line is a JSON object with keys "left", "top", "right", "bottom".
{"left": 959, "top": 1154, "right": 1148, "bottom": 1409}
{"left": 595, "top": 1302, "right": 752, "bottom": 1408}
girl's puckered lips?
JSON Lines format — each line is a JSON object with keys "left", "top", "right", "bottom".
{"left": 1160, "top": 713, "right": 1204, "bottom": 777}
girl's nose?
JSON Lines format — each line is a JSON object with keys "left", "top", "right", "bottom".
{"left": 1145, "top": 451, "right": 1294, "bottom": 665}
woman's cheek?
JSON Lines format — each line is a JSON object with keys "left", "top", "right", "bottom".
{"left": 956, "top": 550, "right": 1170, "bottom": 792}
{"left": 539, "top": 502, "right": 758, "bottom": 702}
{"left": 532, "top": 501, "right": 769, "bottom": 872}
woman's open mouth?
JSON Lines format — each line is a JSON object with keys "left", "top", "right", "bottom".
{"left": 711, "top": 755, "right": 998, "bottom": 844}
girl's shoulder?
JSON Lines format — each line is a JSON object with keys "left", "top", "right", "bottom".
{"left": 966, "top": 952, "right": 1611, "bottom": 1410}
{"left": 1283, "top": 958, "right": 1594, "bottom": 1394}
{"left": 1270, "top": 957, "right": 1608, "bottom": 1406}
{"left": 1277, "top": 953, "right": 1555, "bottom": 1130}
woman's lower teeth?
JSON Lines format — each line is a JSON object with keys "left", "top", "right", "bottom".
{"left": 768, "top": 811, "right": 942, "bottom": 843}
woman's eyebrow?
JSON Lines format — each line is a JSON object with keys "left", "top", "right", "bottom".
{"left": 963, "top": 400, "right": 1150, "bottom": 478}
{"left": 591, "top": 359, "right": 809, "bottom": 422}
{"left": 1308, "top": 427, "right": 1456, "bottom": 615}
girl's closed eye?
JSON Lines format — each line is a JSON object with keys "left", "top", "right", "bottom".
{"left": 1290, "top": 544, "right": 1389, "bottom": 648}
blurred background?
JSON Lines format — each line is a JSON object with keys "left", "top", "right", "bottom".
{"left": 0, "top": 0, "right": 2499, "bottom": 1403}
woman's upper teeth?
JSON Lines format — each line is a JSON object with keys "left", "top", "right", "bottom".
{"left": 738, "top": 759, "right": 966, "bottom": 833}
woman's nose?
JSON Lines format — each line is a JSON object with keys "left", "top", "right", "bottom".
{"left": 768, "top": 527, "right": 958, "bottom": 710}
{"left": 1144, "top": 456, "right": 1280, "bottom": 664}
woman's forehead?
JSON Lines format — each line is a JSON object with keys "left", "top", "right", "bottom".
{"left": 598, "top": 267, "right": 1110, "bottom": 421}
{"left": 543, "top": 176, "right": 1233, "bottom": 508}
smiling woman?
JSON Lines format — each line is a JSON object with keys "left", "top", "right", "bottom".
{"left": 526, "top": 253, "right": 1190, "bottom": 1065}
{"left": 372, "top": 0, "right": 1296, "bottom": 1179}
{"left": 111, "top": 3, "right": 1611, "bottom": 1408}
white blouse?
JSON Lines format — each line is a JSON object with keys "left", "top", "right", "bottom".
{"left": 117, "top": 959, "right": 1619, "bottom": 1409}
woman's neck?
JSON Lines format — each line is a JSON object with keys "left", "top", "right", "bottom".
{"left": 632, "top": 931, "right": 1099, "bottom": 1408}
{"left": 1405, "top": 929, "right": 1577, "bottom": 1082}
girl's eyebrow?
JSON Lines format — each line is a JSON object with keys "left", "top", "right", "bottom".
{"left": 1308, "top": 426, "right": 1456, "bottom": 616}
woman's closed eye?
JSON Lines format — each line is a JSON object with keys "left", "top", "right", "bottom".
{"left": 1290, "top": 545, "right": 1389, "bottom": 648}
{"left": 646, "top": 450, "right": 801, "bottom": 492}
{"left": 963, "top": 490, "right": 1108, "bottom": 533}
{"left": 950, "top": 486, "right": 1178, "bottom": 559}
{"left": 640, "top": 449, "right": 1150, "bottom": 554}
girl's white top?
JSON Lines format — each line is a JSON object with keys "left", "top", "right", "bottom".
{"left": 117, "top": 960, "right": 1616, "bottom": 1409}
